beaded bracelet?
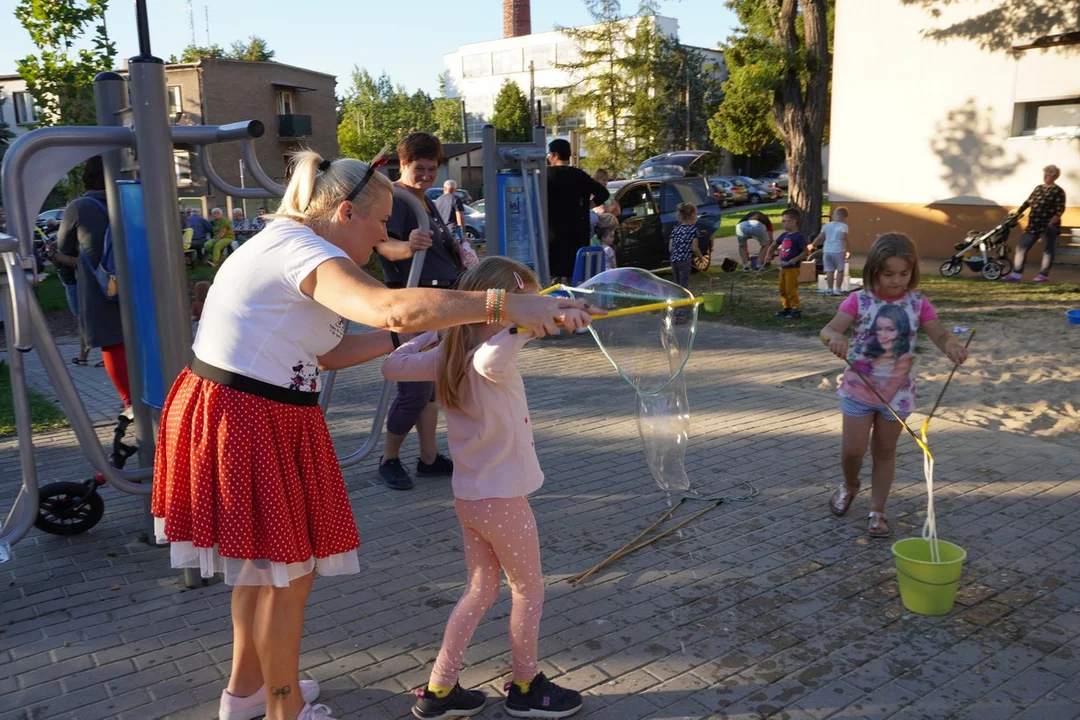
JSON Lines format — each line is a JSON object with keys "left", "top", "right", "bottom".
{"left": 486, "top": 288, "right": 506, "bottom": 324}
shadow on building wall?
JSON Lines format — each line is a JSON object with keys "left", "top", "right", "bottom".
{"left": 900, "top": 0, "right": 1080, "bottom": 54}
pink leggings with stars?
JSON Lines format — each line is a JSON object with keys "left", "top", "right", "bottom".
{"left": 430, "top": 496, "right": 545, "bottom": 687}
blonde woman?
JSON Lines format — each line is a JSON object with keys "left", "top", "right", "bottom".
{"left": 151, "top": 151, "right": 594, "bottom": 720}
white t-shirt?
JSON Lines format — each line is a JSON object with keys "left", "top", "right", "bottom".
{"left": 193, "top": 219, "right": 348, "bottom": 392}
{"left": 821, "top": 221, "right": 849, "bottom": 254}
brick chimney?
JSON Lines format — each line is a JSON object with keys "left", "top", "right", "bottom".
{"left": 503, "top": 0, "right": 531, "bottom": 38}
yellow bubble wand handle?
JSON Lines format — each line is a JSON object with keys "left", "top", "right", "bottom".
{"left": 515, "top": 296, "right": 702, "bottom": 333}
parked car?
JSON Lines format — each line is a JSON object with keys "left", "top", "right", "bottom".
{"left": 760, "top": 170, "right": 789, "bottom": 190}
{"left": 710, "top": 179, "right": 735, "bottom": 207}
{"left": 709, "top": 177, "right": 747, "bottom": 206}
{"left": 716, "top": 176, "right": 774, "bottom": 205}
{"left": 423, "top": 187, "right": 474, "bottom": 206}
{"left": 605, "top": 175, "right": 721, "bottom": 270}
{"left": 36, "top": 208, "right": 64, "bottom": 229}
{"left": 632, "top": 150, "right": 712, "bottom": 180}
{"left": 756, "top": 177, "right": 786, "bottom": 198}
{"left": 462, "top": 203, "right": 485, "bottom": 244}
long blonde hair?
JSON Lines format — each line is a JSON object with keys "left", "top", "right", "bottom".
{"left": 272, "top": 150, "right": 392, "bottom": 231}
{"left": 436, "top": 257, "right": 539, "bottom": 410}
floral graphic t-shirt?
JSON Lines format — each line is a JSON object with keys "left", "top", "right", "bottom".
{"left": 837, "top": 290, "right": 937, "bottom": 415}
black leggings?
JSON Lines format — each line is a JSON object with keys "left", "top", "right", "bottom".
{"left": 1013, "top": 227, "right": 1058, "bottom": 277}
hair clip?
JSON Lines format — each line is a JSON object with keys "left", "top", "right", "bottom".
{"left": 513, "top": 272, "right": 525, "bottom": 290}
{"left": 318, "top": 159, "right": 332, "bottom": 172}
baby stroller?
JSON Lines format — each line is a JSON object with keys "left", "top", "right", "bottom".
{"left": 939, "top": 211, "right": 1021, "bottom": 280}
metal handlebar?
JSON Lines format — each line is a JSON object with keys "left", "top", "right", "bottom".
{"left": 321, "top": 185, "right": 429, "bottom": 469}
{"left": 1, "top": 236, "right": 32, "bottom": 352}
{"left": 240, "top": 139, "right": 286, "bottom": 196}
{"left": 194, "top": 145, "right": 279, "bottom": 199}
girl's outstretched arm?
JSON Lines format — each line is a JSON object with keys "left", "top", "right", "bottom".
{"left": 382, "top": 331, "right": 440, "bottom": 382}
{"left": 922, "top": 318, "right": 968, "bottom": 365}
{"left": 821, "top": 308, "right": 856, "bottom": 359}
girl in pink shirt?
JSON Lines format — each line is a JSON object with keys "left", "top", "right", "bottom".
{"left": 820, "top": 233, "right": 968, "bottom": 538}
{"left": 383, "top": 257, "right": 585, "bottom": 720}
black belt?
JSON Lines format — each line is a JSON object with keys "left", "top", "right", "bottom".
{"left": 386, "top": 279, "right": 456, "bottom": 289}
{"left": 190, "top": 358, "right": 321, "bottom": 407}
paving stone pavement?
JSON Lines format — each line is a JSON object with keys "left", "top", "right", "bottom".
{"left": 1, "top": 321, "right": 1078, "bottom": 720}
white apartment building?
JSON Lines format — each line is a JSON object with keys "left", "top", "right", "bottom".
{"left": 0, "top": 74, "right": 42, "bottom": 142}
{"left": 829, "top": 0, "right": 1079, "bottom": 258}
{"left": 442, "top": 7, "right": 724, "bottom": 143}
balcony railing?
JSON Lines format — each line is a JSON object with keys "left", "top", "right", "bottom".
{"left": 278, "top": 114, "right": 313, "bottom": 138}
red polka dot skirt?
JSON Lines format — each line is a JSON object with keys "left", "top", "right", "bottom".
{"left": 151, "top": 368, "right": 360, "bottom": 586}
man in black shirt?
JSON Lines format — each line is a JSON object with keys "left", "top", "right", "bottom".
{"left": 546, "top": 139, "right": 610, "bottom": 281}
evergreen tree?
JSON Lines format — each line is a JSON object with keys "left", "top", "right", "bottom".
{"left": 491, "top": 79, "right": 532, "bottom": 142}
{"left": 228, "top": 35, "right": 275, "bottom": 62}
{"left": 177, "top": 44, "right": 226, "bottom": 62}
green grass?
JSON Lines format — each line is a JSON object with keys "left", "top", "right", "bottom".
{"left": 0, "top": 361, "right": 68, "bottom": 437}
{"left": 34, "top": 270, "right": 70, "bottom": 313}
{"left": 691, "top": 265, "right": 1080, "bottom": 336}
{"left": 713, "top": 198, "right": 833, "bottom": 238}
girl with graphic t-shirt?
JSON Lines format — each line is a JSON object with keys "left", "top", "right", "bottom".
{"left": 384, "top": 257, "right": 584, "bottom": 720}
{"left": 819, "top": 233, "right": 969, "bottom": 538}
{"left": 151, "top": 152, "right": 594, "bottom": 720}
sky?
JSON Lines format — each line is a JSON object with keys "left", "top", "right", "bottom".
{"left": 0, "top": 0, "right": 738, "bottom": 96}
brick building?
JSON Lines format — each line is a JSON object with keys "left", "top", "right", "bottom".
{"left": 154, "top": 57, "right": 338, "bottom": 215}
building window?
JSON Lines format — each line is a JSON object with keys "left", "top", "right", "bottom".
{"left": 556, "top": 41, "right": 580, "bottom": 65}
{"left": 167, "top": 86, "right": 182, "bottom": 116}
{"left": 1017, "top": 97, "right": 1080, "bottom": 136}
{"left": 492, "top": 48, "right": 523, "bottom": 75}
{"left": 174, "top": 151, "right": 192, "bottom": 185}
{"left": 523, "top": 44, "right": 555, "bottom": 71}
{"left": 13, "top": 91, "right": 38, "bottom": 125}
{"left": 462, "top": 53, "right": 491, "bottom": 78}
{"left": 276, "top": 90, "right": 294, "bottom": 115}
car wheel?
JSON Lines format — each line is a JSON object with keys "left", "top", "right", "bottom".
{"left": 465, "top": 228, "right": 480, "bottom": 242}
{"left": 750, "top": 194, "right": 762, "bottom": 204}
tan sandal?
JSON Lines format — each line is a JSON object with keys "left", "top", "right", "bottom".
{"left": 868, "top": 511, "right": 891, "bottom": 537}
{"left": 829, "top": 484, "right": 859, "bottom": 516}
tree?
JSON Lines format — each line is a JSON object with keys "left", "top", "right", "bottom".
{"left": 15, "top": 0, "right": 117, "bottom": 129}
{"left": 491, "top": 79, "right": 532, "bottom": 142}
{"left": 337, "top": 68, "right": 439, "bottom": 160}
{"left": 229, "top": 35, "right": 275, "bottom": 62}
{"left": 553, "top": 0, "right": 630, "bottom": 173}
{"left": 707, "top": 65, "right": 779, "bottom": 159}
{"left": 175, "top": 43, "right": 226, "bottom": 63}
{"left": 718, "top": 0, "right": 833, "bottom": 235}
{"left": 433, "top": 97, "right": 463, "bottom": 143}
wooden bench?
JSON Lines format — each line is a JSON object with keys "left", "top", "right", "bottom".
{"left": 1056, "top": 227, "right": 1080, "bottom": 265}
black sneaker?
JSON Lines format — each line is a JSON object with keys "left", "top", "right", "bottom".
{"left": 411, "top": 684, "right": 486, "bottom": 719}
{"left": 775, "top": 309, "right": 791, "bottom": 317}
{"left": 417, "top": 453, "right": 454, "bottom": 477}
{"left": 504, "top": 673, "right": 583, "bottom": 718}
{"left": 787, "top": 309, "right": 802, "bottom": 319}
{"left": 378, "top": 457, "right": 414, "bottom": 490}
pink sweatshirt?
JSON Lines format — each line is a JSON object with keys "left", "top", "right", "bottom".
{"left": 381, "top": 328, "right": 544, "bottom": 500}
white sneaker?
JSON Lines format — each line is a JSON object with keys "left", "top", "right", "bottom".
{"left": 297, "top": 704, "right": 337, "bottom": 719}
{"left": 219, "top": 681, "right": 320, "bottom": 720}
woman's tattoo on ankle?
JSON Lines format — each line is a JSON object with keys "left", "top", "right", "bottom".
{"left": 271, "top": 685, "right": 292, "bottom": 698}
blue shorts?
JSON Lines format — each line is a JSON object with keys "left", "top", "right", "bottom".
{"left": 840, "top": 395, "right": 909, "bottom": 421}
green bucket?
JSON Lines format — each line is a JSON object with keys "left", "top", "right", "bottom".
{"left": 700, "top": 293, "right": 725, "bottom": 314}
{"left": 892, "top": 538, "right": 967, "bottom": 616}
